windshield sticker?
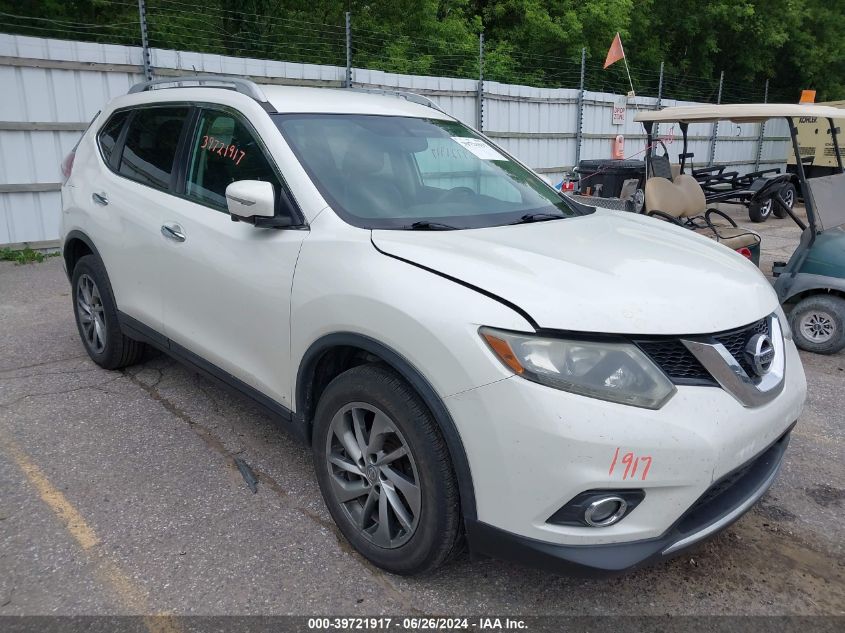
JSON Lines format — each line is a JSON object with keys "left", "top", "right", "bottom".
{"left": 201, "top": 135, "right": 245, "bottom": 165}
{"left": 450, "top": 136, "right": 508, "bottom": 161}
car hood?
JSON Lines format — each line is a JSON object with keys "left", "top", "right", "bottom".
{"left": 372, "top": 209, "right": 778, "bottom": 335}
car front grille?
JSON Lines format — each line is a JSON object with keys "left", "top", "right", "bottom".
{"left": 635, "top": 317, "right": 770, "bottom": 385}
{"left": 713, "top": 318, "right": 769, "bottom": 377}
{"left": 636, "top": 340, "right": 711, "bottom": 382}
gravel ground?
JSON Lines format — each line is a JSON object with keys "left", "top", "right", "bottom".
{"left": 0, "top": 207, "right": 843, "bottom": 617}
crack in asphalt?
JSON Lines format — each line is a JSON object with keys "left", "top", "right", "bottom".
{"left": 0, "top": 355, "right": 88, "bottom": 375}
{"left": 0, "top": 375, "right": 125, "bottom": 409}
{"left": 120, "top": 365, "right": 422, "bottom": 614}
{"left": 0, "top": 366, "right": 104, "bottom": 381}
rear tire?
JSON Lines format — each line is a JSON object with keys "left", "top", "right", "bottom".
{"left": 312, "top": 364, "right": 462, "bottom": 575}
{"left": 772, "top": 183, "right": 796, "bottom": 219}
{"left": 789, "top": 295, "right": 845, "bottom": 355}
{"left": 71, "top": 255, "right": 146, "bottom": 369}
{"left": 748, "top": 197, "right": 773, "bottom": 223}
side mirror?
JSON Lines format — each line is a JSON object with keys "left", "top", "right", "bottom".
{"left": 225, "top": 180, "right": 275, "bottom": 223}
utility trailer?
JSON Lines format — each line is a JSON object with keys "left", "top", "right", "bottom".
{"left": 687, "top": 161, "right": 797, "bottom": 223}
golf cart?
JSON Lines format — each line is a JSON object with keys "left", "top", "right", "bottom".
{"left": 635, "top": 104, "right": 845, "bottom": 354}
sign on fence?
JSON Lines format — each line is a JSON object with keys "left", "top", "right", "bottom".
{"left": 612, "top": 100, "right": 626, "bottom": 125}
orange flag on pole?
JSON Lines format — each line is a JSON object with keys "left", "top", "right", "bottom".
{"left": 603, "top": 32, "right": 625, "bottom": 69}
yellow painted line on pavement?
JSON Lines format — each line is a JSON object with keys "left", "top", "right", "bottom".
{"left": 1, "top": 433, "right": 100, "bottom": 550}
{"left": 0, "top": 432, "right": 181, "bottom": 633}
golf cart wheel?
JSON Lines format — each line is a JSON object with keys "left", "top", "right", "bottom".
{"left": 789, "top": 295, "right": 845, "bottom": 354}
{"left": 748, "top": 197, "right": 773, "bottom": 223}
{"left": 312, "top": 364, "right": 462, "bottom": 575}
{"left": 772, "top": 183, "right": 796, "bottom": 219}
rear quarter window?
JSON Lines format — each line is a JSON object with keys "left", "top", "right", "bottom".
{"left": 97, "top": 110, "right": 130, "bottom": 167}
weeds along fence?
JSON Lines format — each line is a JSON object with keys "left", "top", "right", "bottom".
{"left": 0, "top": 4, "right": 790, "bottom": 246}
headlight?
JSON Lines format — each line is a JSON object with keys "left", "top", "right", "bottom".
{"left": 774, "top": 305, "right": 793, "bottom": 340}
{"left": 480, "top": 327, "right": 676, "bottom": 409}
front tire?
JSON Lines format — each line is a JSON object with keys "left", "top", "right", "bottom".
{"left": 71, "top": 255, "right": 146, "bottom": 369}
{"left": 312, "top": 364, "right": 462, "bottom": 575}
{"left": 789, "top": 295, "right": 845, "bottom": 354}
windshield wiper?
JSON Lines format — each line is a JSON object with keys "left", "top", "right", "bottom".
{"left": 509, "top": 212, "right": 566, "bottom": 225}
{"left": 404, "top": 221, "right": 460, "bottom": 230}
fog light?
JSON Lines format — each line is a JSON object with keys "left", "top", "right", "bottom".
{"left": 584, "top": 496, "right": 628, "bottom": 527}
{"left": 547, "top": 489, "right": 644, "bottom": 527}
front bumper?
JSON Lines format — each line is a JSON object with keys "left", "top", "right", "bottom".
{"left": 466, "top": 427, "right": 792, "bottom": 576}
{"left": 446, "top": 335, "right": 805, "bottom": 574}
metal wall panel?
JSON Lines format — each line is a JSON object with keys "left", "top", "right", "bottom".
{"left": 0, "top": 191, "right": 61, "bottom": 245}
{"left": 0, "top": 33, "right": 793, "bottom": 245}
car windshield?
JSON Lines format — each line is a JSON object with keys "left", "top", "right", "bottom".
{"left": 273, "top": 113, "right": 586, "bottom": 229}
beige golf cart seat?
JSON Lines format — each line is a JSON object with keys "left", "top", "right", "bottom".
{"left": 644, "top": 163, "right": 760, "bottom": 250}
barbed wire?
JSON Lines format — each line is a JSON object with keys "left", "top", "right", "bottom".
{"left": 0, "top": 4, "right": 772, "bottom": 101}
{"left": 0, "top": 12, "right": 138, "bottom": 30}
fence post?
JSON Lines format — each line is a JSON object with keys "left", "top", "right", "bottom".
{"left": 707, "top": 70, "right": 724, "bottom": 165}
{"left": 754, "top": 79, "right": 769, "bottom": 171}
{"left": 476, "top": 31, "right": 484, "bottom": 131}
{"left": 574, "top": 46, "right": 586, "bottom": 168}
{"left": 344, "top": 12, "right": 352, "bottom": 88}
{"left": 654, "top": 61, "right": 664, "bottom": 139}
{"left": 137, "top": 0, "right": 153, "bottom": 80}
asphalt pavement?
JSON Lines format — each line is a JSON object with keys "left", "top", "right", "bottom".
{"left": 1, "top": 208, "right": 843, "bottom": 617}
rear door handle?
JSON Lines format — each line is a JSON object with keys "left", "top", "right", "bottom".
{"left": 92, "top": 192, "right": 108, "bottom": 206}
{"left": 161, "top": 223, "right": 186, "bottom": 243}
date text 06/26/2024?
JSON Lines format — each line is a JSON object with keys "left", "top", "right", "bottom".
{"left": 307, "top": 617, "right": 528, "bottom": 631}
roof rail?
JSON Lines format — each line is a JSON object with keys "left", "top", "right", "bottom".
{"left": 348, "top": 87, "right": 444, "bottom": 113}
{"left": 127, "top": 76, "right": 275, "bottom": 111}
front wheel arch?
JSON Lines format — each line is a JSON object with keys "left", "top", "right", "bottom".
{"left": 295, "top": 332, "right": 478, "bottom": 522}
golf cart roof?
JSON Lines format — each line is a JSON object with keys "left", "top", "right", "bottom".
{"left": 635, "top": 103, "right": 845, "bottom": 124}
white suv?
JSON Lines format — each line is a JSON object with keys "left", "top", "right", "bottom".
{"left": 60, "top": 78, "right": 807, "bottom": 576}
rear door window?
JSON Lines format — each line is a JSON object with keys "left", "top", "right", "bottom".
{"left": 185, "top": 109, "right": 281, "bottom": 213}
{"left": 118, "top": 106, "right": 190, "bottom": 191}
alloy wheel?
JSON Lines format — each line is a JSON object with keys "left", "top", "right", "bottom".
{"left": 799, "top": 310, "right": 835, "bottom": 343}
{"left": 76, "top": 273, "right": 107, "bottom": 354}
{"left": 783, "top": 188, "right": 795, "bottom": 208}
{"left": 325, "top": 402, "right": 421, "bottom": 549}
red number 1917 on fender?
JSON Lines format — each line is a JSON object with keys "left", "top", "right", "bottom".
{"left": 609, "top": 448, "right": 653, "bottom": 481}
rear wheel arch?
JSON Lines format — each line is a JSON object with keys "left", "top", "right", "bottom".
{"left": 63, "top": 231, "right": 126, "bottom": 338}
{"left": 295, "top": 332, "right": 478, "bottom": 521}
{"left": 784, "top": 285, "right": 845, "bottom": 306}
{"left": 63, "top": 230, "right": 101, "bottom": 279}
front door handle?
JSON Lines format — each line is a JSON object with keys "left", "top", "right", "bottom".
{"left": 161, "top": 223, "right": 186, "bottom": 243}
{"left": 92, "top": 192, "right": 109, "bottom": 206}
